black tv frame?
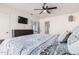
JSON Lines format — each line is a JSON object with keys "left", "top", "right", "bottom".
{"left": 18, "top": 16, "right": 28, "bottom": 24}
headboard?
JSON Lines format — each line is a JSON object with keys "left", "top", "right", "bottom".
{"left": 12, "top": 29, "right": 33, "bottom": 37}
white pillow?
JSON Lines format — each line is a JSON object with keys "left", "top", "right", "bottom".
{"left": 58, "top": 31, "right": 70, "bottom": 42}
{"left": 68, "top": 27, "right": 79, "bottom": 54}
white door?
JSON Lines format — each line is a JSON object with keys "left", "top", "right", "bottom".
{"left": 0, "top": 13, "right": 10, "bottom": 39}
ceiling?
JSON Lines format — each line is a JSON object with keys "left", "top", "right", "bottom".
{"left": 1, "top": 3, "right": 79, "bottom": 19}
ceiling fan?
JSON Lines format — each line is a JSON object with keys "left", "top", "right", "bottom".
{"left": 34, "top": 3, "right": 57, "bottom": 14}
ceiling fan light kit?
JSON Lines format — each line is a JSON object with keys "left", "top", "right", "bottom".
{"left": 44, "top": 10, "right": 46, "bottom": 13}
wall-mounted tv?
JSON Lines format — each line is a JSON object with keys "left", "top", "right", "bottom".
{"left": 18, "top": 16, "right": 28, "bottom": 24}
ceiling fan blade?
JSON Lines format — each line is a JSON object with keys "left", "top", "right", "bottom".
{"left": 48, "top": 7, "right": 57, "bottom": 9}
{"left": 34, "top": 9, "right": 43, "bottom": 10}
{"left": 47, "top": 10, "right": 51, "bottom": 14}
{"left": 46, "top": 6, "right": 48, "bottom": 8}
{"left": 42, "top": 3, "right": 46, "bottom": 9}
{"left": 43, "top": 3, "right": 46, "bottom": 6}
{"left": 40, "top": 10, "right": 44, "bottom": 14}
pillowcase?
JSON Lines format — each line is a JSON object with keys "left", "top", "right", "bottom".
{"left": 58, "top": 31, "right": 71, "bottom": 43}
{"left": 67, "top": 27, "right": 79, "bottom": 54}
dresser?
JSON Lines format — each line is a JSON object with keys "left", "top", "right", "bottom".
{"left": 12, "top": 29, "right": 33, "bottom": 37}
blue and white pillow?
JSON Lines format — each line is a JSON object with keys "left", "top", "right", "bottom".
{"left": 58, "top": 31, "right": 71, "bottom": 43}
{"left": 68, "top": 26, "right": 79, "bottom": 55}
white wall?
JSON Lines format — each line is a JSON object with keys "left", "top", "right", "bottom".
{"left": 0, "top": 5, "right": 37, "bottom": 39}
{"left": 39, "top": 12, "right": 79, "bottom": 35}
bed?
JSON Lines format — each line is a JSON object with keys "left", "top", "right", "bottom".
{"left": 0, "top": 28, "right": 78, "bottom": 55}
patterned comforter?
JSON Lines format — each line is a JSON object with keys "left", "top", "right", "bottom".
{"left": 0, "top": 34, "right": 70, "bottom": 55}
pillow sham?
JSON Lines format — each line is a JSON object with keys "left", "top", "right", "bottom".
{"left": 58, "top": 31, "right": 71, "bottom": 43}
{"left": 67, "top": 26, "right": 79, "bottom": 54}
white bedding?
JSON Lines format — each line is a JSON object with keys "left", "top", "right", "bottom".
{"left": 0, "top": 30, "right": 73, "bottom": 55}
{"left": 0, "top": 34, "right": 59, "bottom": 55}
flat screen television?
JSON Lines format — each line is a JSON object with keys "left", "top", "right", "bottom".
{"left": 18, "top": 16, "right": 28, "bottom": 24}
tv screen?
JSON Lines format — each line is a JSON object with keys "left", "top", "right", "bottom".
{"left": 18, "top": 16, "right": 28, "bottom": 24}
